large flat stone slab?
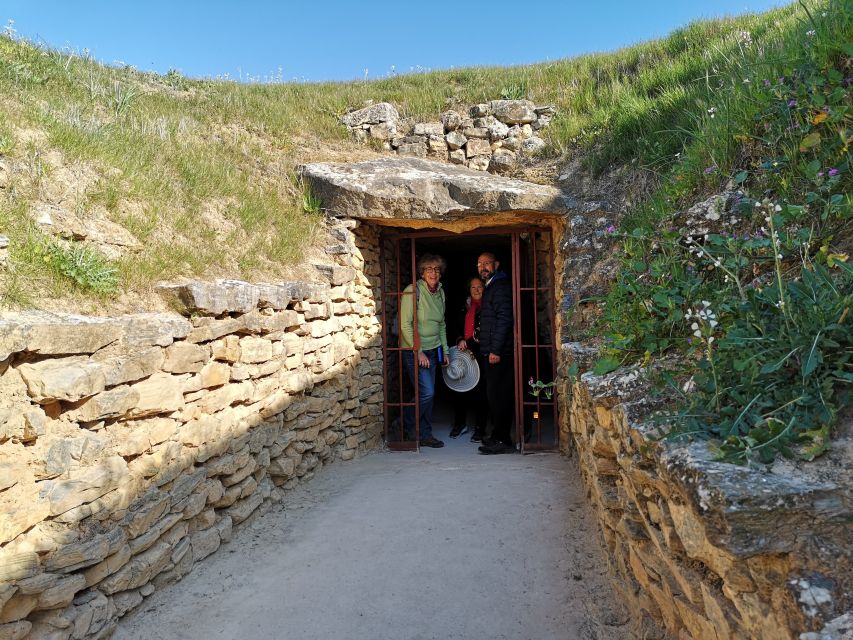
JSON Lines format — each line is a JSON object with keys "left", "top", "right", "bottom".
{"left": 299, "top": 157, "right": 576, "bottom": 220}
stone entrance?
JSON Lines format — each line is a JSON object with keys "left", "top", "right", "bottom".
{"left": 300, "top": 157, "right": 579, "bottom": 454}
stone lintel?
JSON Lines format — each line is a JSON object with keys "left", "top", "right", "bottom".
{"left": 299, "top": 157, "right": 577, "bottom": 220}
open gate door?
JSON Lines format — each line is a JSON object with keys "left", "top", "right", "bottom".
{"left": 513, "top": 229, "right": 559, "bottom": 452}
{"left": 380, "top": 234, "right": 420, "bottom": 451}
{"left": 380, "top": 226, "right": 558, "bottom": 453}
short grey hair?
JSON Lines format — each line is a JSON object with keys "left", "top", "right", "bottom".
{"left": 417, "top": 253, "right": 446, "bottom": 275}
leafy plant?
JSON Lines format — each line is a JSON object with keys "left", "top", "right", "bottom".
{"left": 45, "top": 241, "right": 119, "bottom": 295}
{"left": 500, "top": 79, "right": 528, "bottom": 100}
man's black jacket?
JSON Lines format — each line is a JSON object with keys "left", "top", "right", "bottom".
{"left": 479, "top": 270, "right": 513, "bottom": 359}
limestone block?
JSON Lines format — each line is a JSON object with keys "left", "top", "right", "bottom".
{"left": 427, "top": 136, "right": 448, "bottom": 154}
{"left": 189, "top": 526, "right": 220, "bottom": 562}
{"left": 441, "top": 110, "right": 461, "bottom": 131}
{"left": 465, "top": 139, "right": 491, "bottom": 157}
{"left": 448, "top": 149, "right": 466, "bottom": 164}
{"left": 35, "top": 574, "right": 86, "bottom": 610}
{"left": 43, "top": 529, "right": 124, "bottom": 573}
{"left": 313, "top": 263, "right": 356, "bottom": 287}
{"left": 396, "top": 142, "right": 427, "bottom": 158}
{"left": 215, "top": 514, "right": 233, "bottom": 543}
{"left": 0, "top": 549, "right": 39, "bottom": 582}
{"left": 82, "top": 544, "right": 131, "bottom": 588}
{"left": 468, "top": 156, "right": 490, "bottom": 172}
{"left": 461, "top": 126, "right": 489, "bottom": 140}
{"left": 242, "top": 309, "right": 300, "bottom": 333}
{"left": 211, "top": 335, "right": 241, "bottom": 362}
{"left": 122, "top": 491, "right": 170, "bottom": 539}
{"left": 470, "top": 103, "right": 490, "bottom": 117}
{"left": 413, "top": 122, "right": 444, "bottom": 137}
{"left": 521, "top": 136, "right": 547, "bottom": 154}
{"left": 111, "top": 589, "right": 143, "bottom": 618}
{"left": 489, "top": 99, "right": 536, "bottom": 124}
{"left": 489, "top": 148, "right": 517, "bottom": 174}
{"left": 185, "top": 317, "right": 245, "bottom": 344}
{"left": 97, "top": 541, "right": 171, "bottom": 594}
{"left": 369, "top": 122, "right": 396, "bottom": 140}
{"left": 444, "top": 130, "right": 467, "bottom": 150}
{"left": 68, "top": 384, "right": 140, "bottom": 422}
{"left": 18, "top": 358, "right": 105, "bottom": 403}
{"left": 39, "top": 457, "right": 128, "bottom": 517}
{"left": 226, "top": 492, "right": 263, "bottom": 525}
{"left": 0, "top": 593, "right": 38, "bottom": 624}
{"left": 127, "top": 373, "right": 185, "bottom": 417}
{"left": 163, "top": 342, "right": 208, "bottom": 374}
{"left": 168, "top": 468, "right": 206, "bottom": 504}
{"left": 93, "top": 346, "right": 165, "bottom": 387}
{"left": 0, "top": 312, "right": 123, "bottom": 360}
{"left": 239, "top": 336, "right": 273, "bottom": 364}
{"left": 502, "top": 136, "right": 521, "bottom": 151}
{"left": 196, "top": 381, "right": 252, "bottom": 414}
{"left": 0, "top": 621, "right": 31, "bottom": 640}
{"left": 128, "top": 512, "right": 182, "bottom": 556}
{"left": 488, "top": 119, "right": 510, "bottom": 140}
{"left": 309, "top": 319, "right": 341, "bottom": 339}
{"left": 340, "top": 102, "right": 398, "bottom": 127}
{"left": 156, "top": 280, "right": 260, "bottom": 316}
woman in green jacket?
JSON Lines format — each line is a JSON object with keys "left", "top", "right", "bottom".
{"left": 399, "top": 253, "right": 450, "bottom": 448}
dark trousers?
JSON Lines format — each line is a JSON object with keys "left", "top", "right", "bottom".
{"left": 451, "top": 374, "right": 488, "bottom": 433}
{"left": 482, "top": 356, "right": 514, "bottom": 446}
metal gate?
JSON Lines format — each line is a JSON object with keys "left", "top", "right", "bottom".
{"left": 380, "top": 227, "right": 558, "bottom": 453}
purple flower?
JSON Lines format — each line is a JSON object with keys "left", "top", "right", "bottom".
{"left": 787, "top": 99, "right": 797, "bottom": 107}
{"left": 606, "top": 224, "right": 616, "bottom": 234}
{"left": 844, "top": 77, "right": 853, "bottom": 87}
{"left": 763, "top": 79, "right": 771, "bottom": 87}
{"left": 704, "top": 165, "right": 718, "bottom": 175}
{"left": 778, "top": 76, "right": 785, "bottom": 83}
{"left": 828, "top": 168, "right": 839, "bottom": 177}
{"left": 817, "top": 171, "right": 824, "bottom": 178}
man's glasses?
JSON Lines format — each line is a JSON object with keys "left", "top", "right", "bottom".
{"left": 422, "top": 267, "right": 441, "bottom": 274}
{"left": 477, "top": 261, "right": 494, "bottom": 268}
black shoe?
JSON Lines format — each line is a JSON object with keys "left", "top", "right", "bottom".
{"left": 420, "top": 436, "right": 445, "bottom": 448}
{"left": 481, "top": 437, "right": 500, "bottom": 447}
{"left": 470, "top": 431, "right": 484, "bottom": 443}
{"left": 478, "top": 441, "right": 514, "bottom": 455}
{"left": 449, "top": 424, "right": 468, "bottom": 439}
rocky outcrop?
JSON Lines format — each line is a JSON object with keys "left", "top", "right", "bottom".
{"left": 300, "top": 157, "right": 576, "bottom": 220}
{"left": 340, "top": 100, "right": 555, "bottom": 173}
{"left": 568, "top": 364, "right": 851, "bottom": 639}
{"left": 0, "top": 221, "right": 385, "bottom": 637}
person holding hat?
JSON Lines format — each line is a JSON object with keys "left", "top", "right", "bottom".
{"left": 399, "top": 253, "right": 450, "bottom": 448}
{"left": 448, "top": 277, "right": 488, "bottom": 442}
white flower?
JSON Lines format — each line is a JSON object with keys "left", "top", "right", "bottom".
{"left": 708, "top": 336, "right": 715, "bottom": 343}
{"left": 702, "top": 300, "right": 711, "bottom": 307}
{"left": 710, "top": 320, "right": 719, "bottom": 327}
{"left": 694, "top": 329, "right": 702, "bottom": 337}
{"left": 708, "top": 107, "right": 717, "bottom": 118}
{"left": 774, "top": 204, "right": 782, "bottom": 212}
{"left": 806, "top": 29, "right": 816, "bottom": 36}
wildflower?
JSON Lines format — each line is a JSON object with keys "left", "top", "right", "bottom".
{"left": 763, "top": 79, "right": 771, "bottom": 87}
{"left": 742, "top": 78, "right": 751, "bottom": 84}
{"left": 828, "top": 168, "right": 839, "bottom": 177}
{"left": 787, "top": 99, "right": 797, "bottom": 107}
{"left": 818, "top": 171, "right": 824, "bottom": 178}
{"left": 704, "top": 165, "right": 718, "bottom": 175}
{"left": 707, "top": 107, "right": 717, "bottom": 118}
{"left": 806, "top": 29, "right": 816, "bottom": 37}
{"left": 606, "top": 224, "right": 616, "bottom": 234}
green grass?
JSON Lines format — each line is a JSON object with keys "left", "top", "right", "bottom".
{"left": 0, "top": 1, "right": 819, "bottom": 308}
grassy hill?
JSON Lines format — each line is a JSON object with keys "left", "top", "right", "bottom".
{"left": 0, "top": 1, "right": 817, "bottom": 311}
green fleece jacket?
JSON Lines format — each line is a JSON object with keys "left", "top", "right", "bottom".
{"left": 399, "top": 279, "right": 448, "bottom": 352}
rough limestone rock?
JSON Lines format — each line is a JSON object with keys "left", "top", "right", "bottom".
{"left": 157, "top": 280, "right": 260, "bottom": 316}
{"left": 300, "top": 157, "right": 575, "bottom": 220}
{"left": 490, "top": 99, "right": 537, "bottom": 124}
{"left": 339, "top": 102, "right": 399, "bottom": 127}
{"left": 445, "top": 131, "right": 467, "bottom": 150}
{"left": 0, "top": 312, "right": 123, "bottom": 361}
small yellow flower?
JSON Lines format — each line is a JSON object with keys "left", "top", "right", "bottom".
{"left": 812, "top": 112, "right": 829, "bottom": 125}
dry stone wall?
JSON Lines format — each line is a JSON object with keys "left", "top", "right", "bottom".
{"left": 341, "top": 100, "right": 554, "bottom": 173}
{"left": 568, "top": 365, "right": 851, "bottom": 640}
{"left": 0, "top": 221, "right": 385, "bottom": 639}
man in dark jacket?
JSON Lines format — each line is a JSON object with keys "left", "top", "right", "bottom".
{"left": 476, "top": 252, "right": 515, "bottom": 455}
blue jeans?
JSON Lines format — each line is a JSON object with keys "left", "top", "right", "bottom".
{"left": 402, "top": 348, "right": 438, "bottom": 440}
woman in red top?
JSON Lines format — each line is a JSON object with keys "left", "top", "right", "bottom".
{"left": 449, "top": 277, "right": 488, "bottom": 442}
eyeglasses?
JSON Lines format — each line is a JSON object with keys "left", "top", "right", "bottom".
{"left": 476, "top": 261, "right": 495, "bottom": 268}
{"left": 422, "top": 267, "right": 441, "bottom": 274}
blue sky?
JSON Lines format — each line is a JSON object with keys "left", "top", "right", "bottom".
{"left": 3, "top": 1, "right": 789, "bottom": 82}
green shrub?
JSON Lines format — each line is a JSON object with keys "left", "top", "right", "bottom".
{"left": 46, "top": 241, "right": 119, "bottom": 295}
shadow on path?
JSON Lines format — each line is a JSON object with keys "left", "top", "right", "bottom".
{"left": 116, "top": 424, "right": 636, "bottom": 640}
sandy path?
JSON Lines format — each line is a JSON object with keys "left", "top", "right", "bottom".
{"left": 116, "top": 430, "right": 636, "bottom": 640}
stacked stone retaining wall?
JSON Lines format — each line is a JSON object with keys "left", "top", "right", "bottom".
{"left": 0, "top": 222, "right": 385, "bottom": 638}
{"left": 568, "top": 365, "right": 851, "bottom": 639}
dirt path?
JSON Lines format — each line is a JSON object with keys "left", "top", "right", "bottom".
{"left": 116, "top": 430, "right": 637, "bottom": 640}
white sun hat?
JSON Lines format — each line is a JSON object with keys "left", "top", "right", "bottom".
{"left": 442, "top": 346, "right": 480, "bottom": 393}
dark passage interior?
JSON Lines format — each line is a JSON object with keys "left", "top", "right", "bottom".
{"left": 380, "top": 227, "right": 558, "bottom": 452}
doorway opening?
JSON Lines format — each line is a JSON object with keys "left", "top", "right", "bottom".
{"left": 380, "top": 225, "right": 558, "bottom": 453}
